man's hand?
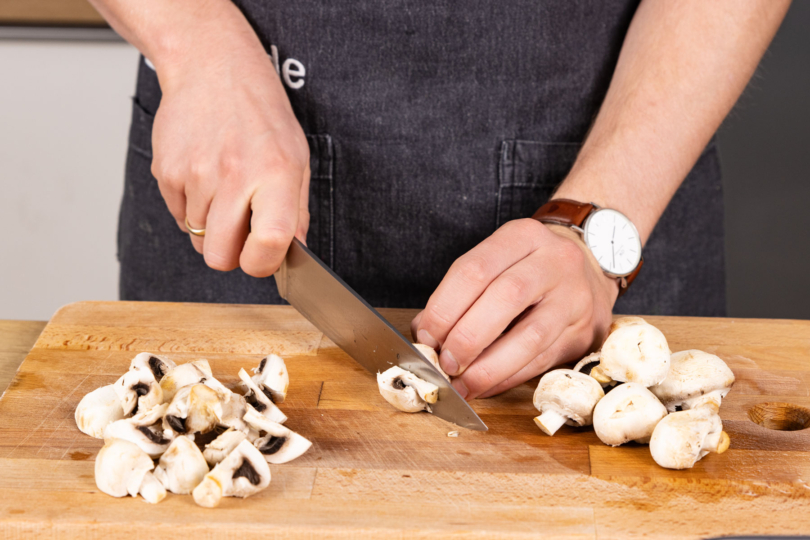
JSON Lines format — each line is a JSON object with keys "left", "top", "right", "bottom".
{"left": 411, "top": 219, "right": 619, "bottom": 400}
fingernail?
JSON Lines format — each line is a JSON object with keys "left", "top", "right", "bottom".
{"left": 416, "top": 329, "right": 439, "bottom": 349}
{"left": 452, "top": 379, "right": 469, "bottom": 400}
{"left": 440, "top": 349, "right": 459, "bottom": 376}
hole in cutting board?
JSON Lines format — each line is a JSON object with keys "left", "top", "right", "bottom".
{"left": 747, "top": 402, "right": 810, "bottom": 431}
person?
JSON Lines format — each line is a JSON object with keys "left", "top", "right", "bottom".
{"left": 92, "top": 0, "right": 790, "bottom": 400}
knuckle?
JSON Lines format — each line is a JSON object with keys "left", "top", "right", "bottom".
{"left": 512, "top": 217, "right": 544, "bottom": 237}
{"left": 454, "top": 255, "right": 491, "bottom": 286}
{"left": 494, "top": 272, "right": 531, "bottom": 308}
{"left": 521, "top": 319, "right": 550, "bottom": 354}
{"left": 559, "top": 238, "right": 586, "bottom": 266}
{"left": 217, "top": 151, "right": 243, "bottom": 180}
{"left": 466, "top": 364, "right": 497, "bottom": 395}
{"left": 449, "top": 324, "right": 478, "bottom": 358}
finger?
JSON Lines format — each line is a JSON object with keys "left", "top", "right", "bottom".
{"left": 452, "top": 301, "right": 570, "bottom": 400}
{"left": 185, "top": 182, "right": 212, "bottom": 255}
{"left": 415, "top": 219, "right": 548, "bottom": 350}
{"left": 478, "top": 324, "right": 592, "bottom": 398}
{"left": 154, "top": 167, "right": 188, "bottom": 232}
{"left": 410, "top": 310, "right": 424, "bottom": 342}
{"left": 295, "top": 161, "right": 311, "bottom": 244}
{"left": 203, "top": 188, "right": 250, "bottom": 272}
{"left": 438, "top": 250, "right": 558, "bottom": 376}
{"left": 240, "top": 171, "right": 301, "bottom": 278}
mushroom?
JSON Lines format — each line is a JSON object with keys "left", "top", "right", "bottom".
{"left": 377, "top": 365, "right": 439, "bottom": 413}
{"left": 589, "top": 317, "right": 671, "bottom": 387}
{"left": 533, "top": 369, "right": 605, "bottom": 436}
{"left": 95, "top": 438, "right": 166, "bottom": 504}
{"left": 238, "top": 368, "right": 288, "bottom": 424}
{"left": 203, "top": 428, "right": 248, "bottom": 467}
{"left": 650, "top": 350, "right": 736, "bottom": 412}
{"left": 75, "top": 384, "right": 126, "bottom": 438}
{"left": 192, "top": 439, "right": 271, "bottom": 508}
{"left": 592, "top": 382, "right": 668, "bottom": 446}
{"left": 218, "top": 392, "right": 251, "bottom": 433}
{"left": 243, "top": 406, "right": 312, "bottom": 464}
{"left": 160, "top": 360, "right": 212, "bottom": 403}
{"left": 103, "top": 416, "right": 171, "bottom": 458}
{"left": 153, "top": 435, "right": 209, "bottom": 494}
{"left": 649, "top": 406, "right": 731, "bottom": 469}
{"left": 129, "top": 352, "right": 176, "bottom": 383}
{"left": 251, "top": 354, "right": 290, "bottom": 404}
{"left": 163, "top": 384, "right": 223, "bottom": 436}
{"left": 113, "top": 367, "right": 162, "bottom": 416}
{"left": 413, "top": 343, "right": 449, "bottom": 380}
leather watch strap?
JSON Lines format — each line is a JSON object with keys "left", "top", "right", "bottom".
{"left": 531, "top": 198, "right": 642, "bottom": 297}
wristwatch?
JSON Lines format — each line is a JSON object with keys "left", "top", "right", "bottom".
{"left": 531, "top": 198, "right": 643, "bottom": 296}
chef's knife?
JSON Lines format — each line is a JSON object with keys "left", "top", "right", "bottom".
{"left": 274, "top": 238, "right": 487, "bottom": 431}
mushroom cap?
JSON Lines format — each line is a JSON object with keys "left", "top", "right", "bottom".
{"left": 75, "top": 384, "right": 126, "bottom": 438}
{"left": 95, "top": 438, "right": 155, "bottom": 498}
{"left": 153, "top": 435, "right": 209, "bottom": 494}
{"left": 103, "top": 418, "right": 171, "bottom": 458}
{"left": 219, "top": 392, "right": 250, "bottom": 433}
{"left": 203, "top": 428, "right": 248, "bottom": 467}
{"left": 377, "top": 366, "right": 437, "bottom": 413}
{"left": 413, "top": 343, "right": 449, "bottom": 380}
{"left": 238, "top": 368, "right": 288, "bottom": 424}
{"left": 592, "top": 382, "right": 668, "bottom": 446}
{"left": 251, "top": 354, "right": 290, "bottom": 404}
{"left": 113, "top": 368, "right": 163, "bottom": 416}
{"left": 192, "top": 439, "right": 271, "bottom": 508}
{"left": 649, "top": 350, "right": 735, "bottom": 412}
{"left": 163, "top": 384, "right": 223, "bottom": 436}
{"left": 649, "top": 407, "right": 727, "bottom": 469}
{"left": 160, "top": 361, "right": 211, "bottom": 403}
{"left": 533, "top": 369, "right": 605, "bottom": 427}
{"left": 129, "top": 352, "right": 176, "bottom": 383}
{"left": 599, "top": 317, "right": 671, "bottom": 386}
{"left": 243, "top": 407, "right": 312, "bottom": 464}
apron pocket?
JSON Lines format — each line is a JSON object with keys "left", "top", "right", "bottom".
{"left": 496, "top": 140, "right": 581, "bottom": 227}
{"left": 305, "top": 134, "right": 335, "bottom": 267}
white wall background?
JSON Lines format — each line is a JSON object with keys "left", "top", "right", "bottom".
{"left": 0, "top": 40, "right": 140, "bottom": 320}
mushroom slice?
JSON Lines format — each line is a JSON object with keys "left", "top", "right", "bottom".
{"left": 243, "top": 407, "right": 312, "bottom": 464}
{"left": 533, "top": 369, "right": 605, "bottom": 436}
{"left": 238, "top": 368, "right": 288, "bottom": 424}
{"left": 192, "top": 440, "right": 271, "bottom": 508}
{"left": 129, "top": 403, "right": 169, "bottom": 427}
{"left": 377, "top": 366, "right": 439, "bottom": 413}
{"left": 95, "top": 438, "right": 166, "bottom": 504}
{"left": 153, "top": 435, "right": 209, "bottom": 494}
{"left": 75, "top": 384, "right": 126, "bottom": 438}
{"left": 650, "top": 350, "right": 736, "bottom": 412}
{"left": 160, "top": 360, "right": 212, "bottom": 403}
{"left": 413, "top": 343, "right": 449, "bottom": 380}
{"left": 650, "top": 407, "right": 730, "bottom": 469}
{"left": 590, "top": 317, "right": 671, "bottom": 387}
{"left": 592, "top": 382, "right": 668, "bottom": 446}
{"left": 129, "top": 352, "right": 176, "bottom": 383}
{"left": 113, "top": 368, "right": 162, "bottom": 416}
{"left": 203, "top": 428, "right": 248, "bottom": 467}
{"left": 163, "top": 384, "right": 223, "bottom": 436}
{"left": 219, "top": 392, "right": 250, "bottom": 433}
{"left": 251, "top": 354, "right": 290, "bottom": 404}
{"left": 104, "top": 417, "right": 171, "bottom": 458}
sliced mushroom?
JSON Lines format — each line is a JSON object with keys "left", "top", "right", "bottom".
{"left": 377, "top": 366, "right": 439, "bottom": 413}
{"left": 129, "top": 352, "right": 176, "bottom": 383}
{"left": 592, "top": 382, "right": 668, "bottom": 446}
{"left": 75, "top": 384, "right": 126, "bottom": 438}
{"left": 413, "top": 343, "right": 449, "bottom": 380}
{"left": 192, "top": 439, "right": 271, "bottom": 508}
{"left": 219, "top": 392, "right": 251, "bottom": 433}
{"left": 650, "top": 406, "right": 730, "bottom": 469}
{"left": 650, "top": 350, "right": 736, "bottom": 412}
{"left": 129, "top": 403, "right": 169, "bottom": 427}
{"left": 533, "top": 369, "right": 605, "bottom": 436}
{"left": 251, "top": 354, "right": 290, "bottom": 404}
{"left": 95, "top": 438, "right": 166, "bottom": 504}
{"left": 160, "top": 360, "right": 212, "bottom": 403}
{"left": 113, "top": 367, "right": 162, "bottom": 416}
{"left": 238, "top": 368, "right": 287, "bottom": 424}
{"left": 153, "top": 435, "right": 209, "bottom": 494}
{"left": 243, "top": 406, "right": 312, "bottom": 464}
{"left": 103, "top": 417, "right": 171, "bottom": 458}
{"left": 203, "top": 428, "right": 248, "bottom": 467}
{"left": 590, "top": 317, "right": 671, "bottom": 387}
{"left": 163, "top": 384, "right": 223, "bottom": 436}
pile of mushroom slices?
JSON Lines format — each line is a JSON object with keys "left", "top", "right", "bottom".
{"left": 533, "top": 317, "right": 736, "bottom": 470}
{"left": 376, "top": 344, "right": 450, "bottom": 413}
{"left": 74, "top": 352, "right": 312, "bottom": 507}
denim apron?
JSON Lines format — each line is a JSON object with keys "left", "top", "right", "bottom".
{"left": 119, "top": 0, "right": 726, "bottom": 316}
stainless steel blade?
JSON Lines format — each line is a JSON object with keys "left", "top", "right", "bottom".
{"left": 274, "top": 238, "right": 487, "bottom": 431}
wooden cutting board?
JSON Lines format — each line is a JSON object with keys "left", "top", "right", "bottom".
{"left": 1, "top": 301, "right": 809, "bottom": 539}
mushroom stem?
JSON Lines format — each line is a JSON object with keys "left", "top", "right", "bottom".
{"left": 534, "top": 409, "right": 568, "bottom": 436}
{"left": 717, "top": 431, "right": 731, "bottom": 454}
{"left": 139, "top": 471, "right": 167, "bottom": 504}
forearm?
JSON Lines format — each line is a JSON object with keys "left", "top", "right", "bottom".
{"left": 555, "top": 0, "right": 790, "bottom": 244}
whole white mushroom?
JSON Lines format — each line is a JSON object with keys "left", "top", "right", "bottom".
{"left": 650, "top": 406, "right": 730, "bottom": 469}
{"left": 533, "top": 370, "right": 604, "bottom": 436}
{"left": 589, "top": 317, "right": 671, "bottom": 387}
{"left": 592, "top": 382, "right": 668, "bottom": 446}
{"left": 75, "top": 384, "right": 126, "bottom": 438}
{"left": 650, "top": 350, "right": 735, "bottom": 412}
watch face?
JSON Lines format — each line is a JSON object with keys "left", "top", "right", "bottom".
{"left": 583, "top": 209, "right": 642, "bottom": 277}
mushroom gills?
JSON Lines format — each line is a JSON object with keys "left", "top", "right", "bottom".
{"left": 203, "top": 428, "right": 248, "bottom": 466}
{"left": 238, "top": 368, "right": 287, "bottom": 424}
{"left": 192, "top": 440, "right": 271, "bottom": 508}
{"left": 163, "top": 384, "right": 223, "bottom": 436}
{"left": 251, "top": 354, "right": 290, "bottom": 404}
{"left": 129, "top": 352, "right": 177, "bottom": 383}
{"left": 243, "top": 406, "right": 312, "bottom": 464}
{"left": 113, "top": 368, "right": 162, "bottom": 416}
{"left": 103, "top": 418, "right": 170, "bottom": 458}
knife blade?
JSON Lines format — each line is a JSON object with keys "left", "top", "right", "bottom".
{"left": 274, "top": 238, "right": 487, "bottom": 431}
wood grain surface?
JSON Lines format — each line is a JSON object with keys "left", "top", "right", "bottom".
{"left": 0, "top": 301, "right": 808, "bottom": 539}
{"left": 0, "top": 320, "right": 46, "bottom": 397}
{"left": 0, "top": 0, "right": 105, "bottom": 26}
